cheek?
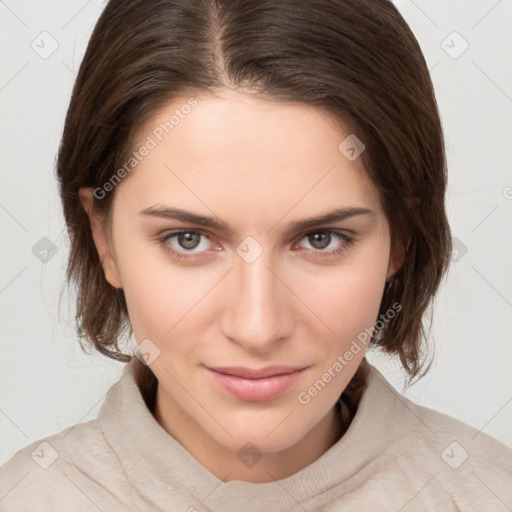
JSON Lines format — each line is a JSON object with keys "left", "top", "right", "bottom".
{"left": 294, "top": 251, "right": 388, "bottom": 342}
{"left": 112, "top": 233, "right": 208, "bottom": 341}
{"left": 123, "top": 268, "right": 210, "bottom": 342}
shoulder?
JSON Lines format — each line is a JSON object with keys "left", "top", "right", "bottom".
{"left": 0, "top": 419, "right": 134, "bottom": 512}
{"left": 363, "top": 364, "right": 512, "bottom": 510}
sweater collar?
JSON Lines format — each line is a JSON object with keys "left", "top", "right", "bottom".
{"left": 98, "top": 357, "right": 384, "bottom": 511}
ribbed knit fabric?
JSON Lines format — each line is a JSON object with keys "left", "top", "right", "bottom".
{"left": 1, "top": 358, "right": 511, "bottom": 511}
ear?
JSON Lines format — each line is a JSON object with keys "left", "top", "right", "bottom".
{"left": 386, "top": 239, "right": 406, "bottom": 280}
{"left": 79, "top": 187, "right": 123, "bottom": 289}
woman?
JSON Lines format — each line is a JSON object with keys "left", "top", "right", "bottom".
{"left": 1, "top": 0, "right": 510, "bottom": 510}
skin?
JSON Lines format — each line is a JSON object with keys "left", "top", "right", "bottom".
{"left": 80, "top": 88, "right": 404, "bottom": 483}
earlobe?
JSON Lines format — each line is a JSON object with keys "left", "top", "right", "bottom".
{"left": 78, "top": 187, "right": 123, "bottom": 289}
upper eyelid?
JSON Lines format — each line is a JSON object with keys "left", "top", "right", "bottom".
{"left": 299, "top": 227, "right": 354, "bottom": 238}
{"left": 164, "top": 227, "right": 350, "bottom": 237}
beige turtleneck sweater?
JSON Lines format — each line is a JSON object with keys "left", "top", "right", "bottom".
{"left": 1, "top": 358, "right": 511, "bottom": 511}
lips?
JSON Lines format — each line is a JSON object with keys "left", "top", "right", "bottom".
{"left": 205, "top": 365, "right": 307, "bottom": 401}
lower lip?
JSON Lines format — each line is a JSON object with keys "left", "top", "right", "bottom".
{"left": 207, "top": 368, "right": 305, "bottom": 401}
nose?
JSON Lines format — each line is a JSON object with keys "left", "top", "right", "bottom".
{"left": 219, "top": 249, "right": 294, "bottom": 351}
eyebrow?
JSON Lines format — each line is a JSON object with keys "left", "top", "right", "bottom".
{"left": 138, "top": 205, "right": 374, "bottom": 235}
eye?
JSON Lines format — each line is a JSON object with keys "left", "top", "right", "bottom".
{"left": 294, "top": 230, "right": 353, "bottom": 259}
{"left": 157, "top": 228, "right": 354, "bottom": 262}
{"left": 158, "top": 230, "right": 219, "bottom": 260}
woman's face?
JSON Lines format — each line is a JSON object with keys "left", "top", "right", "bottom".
{"left": 82, "top": 88, "right": 402, "bottom": 474}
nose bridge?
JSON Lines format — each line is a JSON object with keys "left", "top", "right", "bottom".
{"left": 220, "top": 247, "right": 292, "bottom": 349}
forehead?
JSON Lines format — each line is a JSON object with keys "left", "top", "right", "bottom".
{"left": 115, "top": 90, "right": 382, "bottom": 222}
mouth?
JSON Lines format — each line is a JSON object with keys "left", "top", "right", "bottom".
{"left": 205, "top": 365, "right": 307, "bottom": 402}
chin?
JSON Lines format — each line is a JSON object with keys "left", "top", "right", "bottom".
{"left": 208, "top": 414, "right": 310, "bottom": 454}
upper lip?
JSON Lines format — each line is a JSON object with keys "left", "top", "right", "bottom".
{"left": 207, "top": 365, "right": 306, "bottom": 379}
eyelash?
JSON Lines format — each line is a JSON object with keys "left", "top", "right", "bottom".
{"left": 157, "top": 229, "right": 354, "bottom": 261}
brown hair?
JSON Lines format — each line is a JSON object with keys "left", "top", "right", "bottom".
{"left": 56, "top": 0, "right": 451, "bottom": 389}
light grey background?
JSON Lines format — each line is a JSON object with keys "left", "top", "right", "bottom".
{"left": 1, "top": 0, "right": 511, "bottom": 466}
